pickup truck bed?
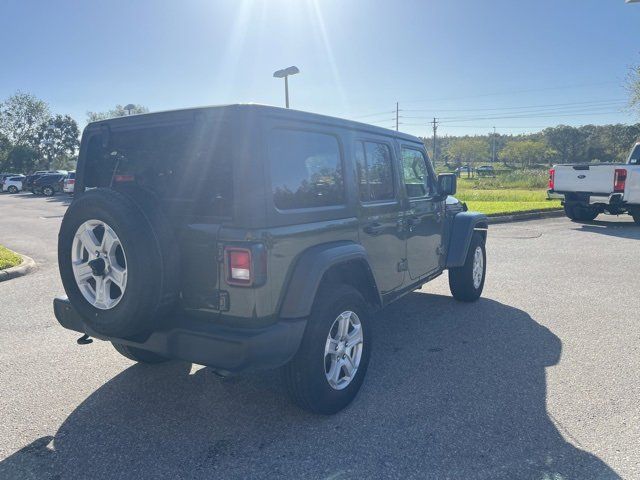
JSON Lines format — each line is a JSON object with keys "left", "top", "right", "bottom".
{"left": 549, "top": 143, "right": 640, "bottom": 224}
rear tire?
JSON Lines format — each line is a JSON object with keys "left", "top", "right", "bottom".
{"left": 112, "top": 343, "right": 169, "bottom": 363}
{"left": 449, "top": 232, "right": 486, "bottom": 302}
{"left": 42, "top": 186, "right": 54, "bottom": 196}
{"left": 283, "top": 284, "right": 371, "bottom": 414}
{"left": 564, "top": 203, "right": 598, "bottom": 222}
{"left": 7, "top": 186, "right": 17, "bottom": 194}
{"left": 630, "top": 209, "right": 640, "bottom": 226}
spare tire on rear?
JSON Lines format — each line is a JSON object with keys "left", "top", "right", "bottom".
{"left": 58, "top": 188, "right": 179, "bottom": 338}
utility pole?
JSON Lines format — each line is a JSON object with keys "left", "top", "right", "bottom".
{"left": 431, "top": 118, "right": 438, "bottom": 164}
{"left": 492, "top": 126, "right": 496, "bottom": 163}
{"left": 395, "top": 102, "right": 399, "bottom": 131}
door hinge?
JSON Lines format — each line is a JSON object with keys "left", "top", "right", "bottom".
{"left": 397, "top": 259, "right": 408, "bottom": 272}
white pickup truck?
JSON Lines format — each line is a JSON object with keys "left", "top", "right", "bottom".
{"left": 549, "top": 142, "right": 640, "bottom": 224}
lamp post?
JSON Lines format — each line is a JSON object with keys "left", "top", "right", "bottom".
{"left": 273, "top": 66, "right": 300, "bottom": 108}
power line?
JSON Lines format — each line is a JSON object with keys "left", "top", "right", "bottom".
{"left": 399, "top": 81, "right": 621, "bottom": 105}
{"left": 401, "top": 98, "right": 626, "bottom": 113}
{"left": 437, "top": 109, "right": 626, "bottom": 123}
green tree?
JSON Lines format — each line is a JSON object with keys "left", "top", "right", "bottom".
{"left": 0, "top": 91, "right": 50, "bottom": 146}
{"left": 35, "top": 115, "right": 80, "bottom": 169}
{"left": 0, "top": 132, "right": 11, "bottom": 170}
{"left": 542, "top": 125, "right": 587, "bottom": 163}
{"left": 499, "top": 140, "right": 555, "bottom": 167}
{"left": 446, "top": 137, "right": 490, "bottom": 168}
{"left": 86, "top": 104, "right": 149, "bottom": 122}
{"left": 3, "top": 145, "right": 40, "bottom": 173}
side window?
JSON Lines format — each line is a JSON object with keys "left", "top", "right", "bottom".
{"left": 355, "top": 141, "right": 395, "bottom": 202}
{"left": 269, "top": 129, "right": 344, "bottom": 210}
{"left": 401, "top": 148, "right": 434, "bottom": 198}
{"left": 629, "top": 145, "right": 640, "bottom": 165}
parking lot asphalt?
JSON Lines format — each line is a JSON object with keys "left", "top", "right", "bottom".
{"left": 0, "top": 191, "right": 638, "bottom": 480}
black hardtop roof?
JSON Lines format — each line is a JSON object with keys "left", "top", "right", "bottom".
{"left": 86, "top": 103, "right": 422, "bottom": 144}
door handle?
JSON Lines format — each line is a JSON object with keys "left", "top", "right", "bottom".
{"left": 363, "top": 223, "right": 384, "bottom": 236}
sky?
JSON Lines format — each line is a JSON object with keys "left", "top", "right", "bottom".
{"left": 1, "top": 0, "right": 639, "bottom": 138}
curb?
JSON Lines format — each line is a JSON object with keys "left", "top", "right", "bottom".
{"left": 0, "top": 251, "right": 37, "bottom": 282}
{"left": 487, "top": 209, "right": 564, "bottom": 224}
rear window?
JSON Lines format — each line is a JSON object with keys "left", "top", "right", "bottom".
{"left": 629, "top": 145, "right": 640, "bottom": 165}
{"left": 269, "top": 129, "right": 344, "bottom": 210}
{"left": 84, "top": 122, "right": 233, "bottom": 217}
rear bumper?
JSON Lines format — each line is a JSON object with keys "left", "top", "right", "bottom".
{"left": 53, "top": 297, "right": 307, "bottom": 374}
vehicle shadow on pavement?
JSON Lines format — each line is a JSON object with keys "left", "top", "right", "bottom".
{"left": 0, "top": 294, "right": 621, "bottom": 480}
{"left": 7, "top": 192, "right": 71, "bottom": 205}
{"left": 573, "top": 220, "right": 640, "bottom": 240}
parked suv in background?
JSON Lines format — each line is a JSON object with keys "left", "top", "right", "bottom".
{"left": 54, "top": 105, "right": 488, "bottom": 414}
{"left": 32, "top": 173, "right": 66, "bottom": 196}
{"left": 23, "top": 170, "right": 68, "bottom": 192}
{"left": 63, "top": 171, "right": 76, "bottom": 194}
{"left": 1, "top": 175, "right": 25, "bottom": 193}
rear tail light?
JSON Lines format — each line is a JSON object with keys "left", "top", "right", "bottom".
{"left": 548, "top": 168, "right": 555, "bottom": 190}
{"left": 225, "top": 248, "right": 252, "bottom": 285}
{"left": 68, "top": 179, "right": 75, "bottom": 184}
{"left": 113, "top": 174, "right": 135, "bottom": 183}
{"left": 614, "top": 169, "right": 627, "bottom": 193}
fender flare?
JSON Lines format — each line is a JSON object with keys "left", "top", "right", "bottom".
{"left": 279, "top": 241, "right": 380, "bottom": 319}
{"left": 445, "top": 212, "right": 488, "bottom": 268}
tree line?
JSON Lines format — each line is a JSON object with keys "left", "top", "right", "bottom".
{"left": 0, "top": 91, "right": 148, "bottom": 174}
{"left": 423, "top": 123, "right": 640, "bottom": 169}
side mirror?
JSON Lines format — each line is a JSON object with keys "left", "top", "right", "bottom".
{"left": 437, "top": 173, "right": 457, "bottom": 197}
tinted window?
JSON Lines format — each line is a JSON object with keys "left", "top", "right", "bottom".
{"left": 355, "top": 141, "right": 395, "bottom": 202}
{"left": 629, "top": 145, "right": 640, "bottom": 165}
{"left": 401, "top": 148, "right": 433, "bottom": 198}
{"left": 270, "top": 129, "right": 344, "bottom": 210}
{"left": 85, "top": 123, "right": 233, "bottom": 217}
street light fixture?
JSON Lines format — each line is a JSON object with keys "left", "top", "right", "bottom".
{"left": 273, "top": 66, "right": 300, "bottom": 108}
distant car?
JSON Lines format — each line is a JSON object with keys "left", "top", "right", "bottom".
{"left": 23, "top": 170, "right": 68, "bottom": 191}
{"left": 1, "top": 175, "right": 25, "bottom": 193}
{"left": 63, "top": 171, "right": 76, "bottom": 194}
{"left": 456, "top": 165, "right": 473, "bottom": 176}
{"left": 32, "top": 173, "right": 66, "bottom": 196}
{"left": 476, "top": 165, "right": 495, "bottom": 176}
{"left": 0, "top": 173, "right": 21, "bottom": 184}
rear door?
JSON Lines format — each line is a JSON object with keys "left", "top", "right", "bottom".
{"left": 355, "top": 139, "right": 405, "bottom": 294}
{"left": 400, "top": 145, "right": 443, "bottom": 280}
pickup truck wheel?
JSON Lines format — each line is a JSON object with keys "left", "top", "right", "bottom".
{"left": 283, "top": 284, "right": 371, "bottom": 414}
{"left": 629, "top": 209, "right": 640, "bottom": 226}
{"left": 112, "top": 342, "right": 169, "bottom": 364}
{"left": 449, "top": 232, "right": 486, "bottom": 302}
{"left": 42, "top": 186, "right": 55, "bottom": 196}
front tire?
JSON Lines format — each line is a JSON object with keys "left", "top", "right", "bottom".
{"left": 7, "top": 186, "right": 18, "bottom": 194}
{"left": 283, "top": 284, "right": 371, "bottom": 414}
{"left": 42, "top": 186, "right": 55, "bottom": 196}
{"left": 112, "top": 343, "right": 169, "bottom": 364}
{"left": 449, "top": 232, "right": 486, "bottom": 302}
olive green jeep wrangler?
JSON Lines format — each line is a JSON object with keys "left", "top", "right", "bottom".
{"left": 54, "top": 105, "right": 487, "bottom": 414}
